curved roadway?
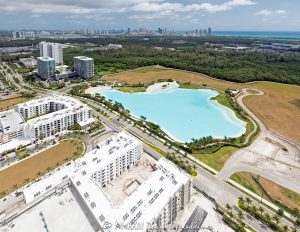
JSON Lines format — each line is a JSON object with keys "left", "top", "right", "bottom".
{"left": 217, "top": 88, "right": 300, "bottom": 193}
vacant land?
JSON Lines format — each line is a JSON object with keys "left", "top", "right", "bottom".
{"left": 194, "top": 146, "right": 239, "bottom": 171}
{"left": 104, "top": 66, "right": 300, "bottom": 143}
{"left": 231, "top": 172, "right": 300, "bottom": 211}
{"left": 0, "top": 97, "right": 26, "bottom": 110}
{"left": 0, "top": 140, "right": 84, "bottom": 194}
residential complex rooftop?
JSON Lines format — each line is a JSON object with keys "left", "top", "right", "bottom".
{"left": 0, "top": 109, "right": 24, "bottom": 133}
{"left": 15, "top": 132, "right": 191, "bottom": 232}
{"left": 37, "top": 56, "right": 55, "bottom": 61}
{"left": 74, "top": 56, "right": 93, "bottom": 61}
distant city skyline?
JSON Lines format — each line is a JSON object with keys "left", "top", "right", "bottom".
{"left": 0, "top": 0, "right": 300, "bottom": 31}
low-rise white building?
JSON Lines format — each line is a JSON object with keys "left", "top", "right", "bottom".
{"left": 19, "top": 58, "right": 37, "bottom": 68}
{"left": 108, "top": 44, "right": 123, "bottom": 49}
{"left": 0, "top": 96, "right": 93, "bottom": 146}
{"left": 17, "top": 96, "right": 92, "bottom": 139}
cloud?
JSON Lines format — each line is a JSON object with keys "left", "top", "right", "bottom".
{"left": 0, "top": 0, "right": 256, "bottom": 15}
{"left": 255, "top": 9, "right": 287, "bottom": 17}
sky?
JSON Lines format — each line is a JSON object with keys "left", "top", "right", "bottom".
{"left": 0, "top": 0, "right": 299, "bottom": 31}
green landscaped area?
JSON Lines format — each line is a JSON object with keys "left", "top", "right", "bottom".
{"left": 179, "top": 82, "right": 210, "bottom": 90}
{"left": 133, "top": 66, "right": 166, "bottom": 73}
{"left": 194, "top": 146, "right": 239, "bottom": 171}
{"left": 231, "top": 172, "right": 300, "bottom": 214}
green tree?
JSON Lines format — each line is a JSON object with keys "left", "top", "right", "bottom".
{"left": 272, "top": 215, "right": 280, "bottom": 226}
{"left": 237, "top": 209, "right": 244, "bottom": 221}
{"left": 245, "top": 197, "right": 252, "bottom": 207}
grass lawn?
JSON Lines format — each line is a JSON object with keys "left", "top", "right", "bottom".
{"left": 104, "top": 66, "right": 300, "bottom": 143}
{"left": 0, "top": 139, "right": 84, "bottom": 195}
{"left": 246, "top": 89, "right": 260, "bottom": 94}
{"left": 134, "top": 66, "right": 166, "bottom": 73}
{"left": 0, "top": 97, "right": 26, "bottom": 110}
{"left": 117, "top": 86, "right": 146, "bottom": 92}
{"left": 179, "top": 83, "right": 205, "bottom": 89}
{"left": 231, "top": 172, "right": 300, "bottom": 212}
{"left": 193, "top": 146, "right": 239, "bottom": 171}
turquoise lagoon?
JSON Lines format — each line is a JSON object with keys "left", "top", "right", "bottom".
{"left": 98, "top": 87, "right": 246, "bottom": 142}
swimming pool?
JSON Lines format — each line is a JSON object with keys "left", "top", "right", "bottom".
{"left": 98, "top": 86, "right": 246, "bottom": 142}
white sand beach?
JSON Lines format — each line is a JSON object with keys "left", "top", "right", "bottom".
{"left": 85, "top": 85, "right": 112, "bottom": 95}
{"left": 146, "top": 81, "right": 179, "bottom": 92}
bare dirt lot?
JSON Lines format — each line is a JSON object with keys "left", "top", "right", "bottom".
{"left": 103, "top": 66, "right": 300, "bottom": 143}
{"left": 0, "top": 140, "right": 84, "bottom": 194}
{"left": 0, "top": 97, "right": 26, "bottom": 110}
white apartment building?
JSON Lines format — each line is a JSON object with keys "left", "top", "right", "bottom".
{"left": 37, "top": 57, "right": 56, "bottom": 80}
{"left": 17, "top": 96, "right": 92, "bottom": 139}
{"left": 12, "top": 31, "right": 35, "bottom": 40}
{"left": 22, "top": 131, "right": 192, "bottom": 231}
{"left": 39, "top": 41, "right": 63, "bottom": 64}
{"left": 75, "top": 131, "right": 143, "bottom": 188}
{"left": 0, "top": 96, "right": 93, "bottom": 147}
{"left": 74, "top": 56, "right": 94, "bottom": 79}
{"left": 0, "top": 109, "right": 25, "bottom": 145}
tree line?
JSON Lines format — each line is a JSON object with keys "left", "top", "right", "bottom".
{"left": 63, "top": 45, "right": 300, "bottom": 85}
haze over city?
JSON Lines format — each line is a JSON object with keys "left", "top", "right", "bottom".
{"left": 0, "top": 0, "right": 300, "bottom": 31}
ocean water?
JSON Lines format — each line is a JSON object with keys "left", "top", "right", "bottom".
{"left": 98, "top": 88, "right": 246, "bottom": 142}
{"left": 213, "top": 31, "right": 300, "bottom": 40}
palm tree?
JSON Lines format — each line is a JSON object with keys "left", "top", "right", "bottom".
{"left": 272, "top": 215, "right": 280, "bottom": 226}
{"left": 264, "top": 213, "right": 271, "bottom": 223}
{"left": 258, "top": 206, "right": 264, "bottom": 216}
{"left": 237, "top": 210, "right": 244, "bottom": 221}
{"left": 251, "top": 205, "right": 257, "bottom": 215}
{"left": 225, "top": 204, "right": 232, "bottom": 213}
{"left": 36, "top": 171, "right": 42, "bottom": 177}
{"left": 282, "top": 225, "right": 288, "bottom": 232}
{"left": 291, "top": 227, "right": 297, "bottom": 232}
{"left": 245, "top": 197, "right": 252, "bottom": 207}
{"left": 238, "top": 196, "right": 244, "bottom": 203}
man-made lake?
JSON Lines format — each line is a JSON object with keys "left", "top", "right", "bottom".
{"left": 98, "top": 87, "right": 246, "bottom": 142}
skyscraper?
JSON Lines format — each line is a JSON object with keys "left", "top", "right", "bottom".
{"left": 74, "top": 56, "right": 94, "bottom": 79}
{"left": 39, "top": 41, "right": 63, "bottom": 64}
{"left": 208, "top": 27, "right": 212, "bottom": 36}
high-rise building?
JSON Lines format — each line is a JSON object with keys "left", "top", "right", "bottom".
{"left": 74, "top": 56, "right": 94, "bottom": 79}
{"left": 39, "top": 41, "right": 63, "bottom": 64}
{"left": 37, "top": 57, "right": 56, "bottom": 80}
{"left": 208, "top": 27, "right": 212, "bottom": 36}
{"left": 157, "top": 27, "right": 163, "bottom": 34}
